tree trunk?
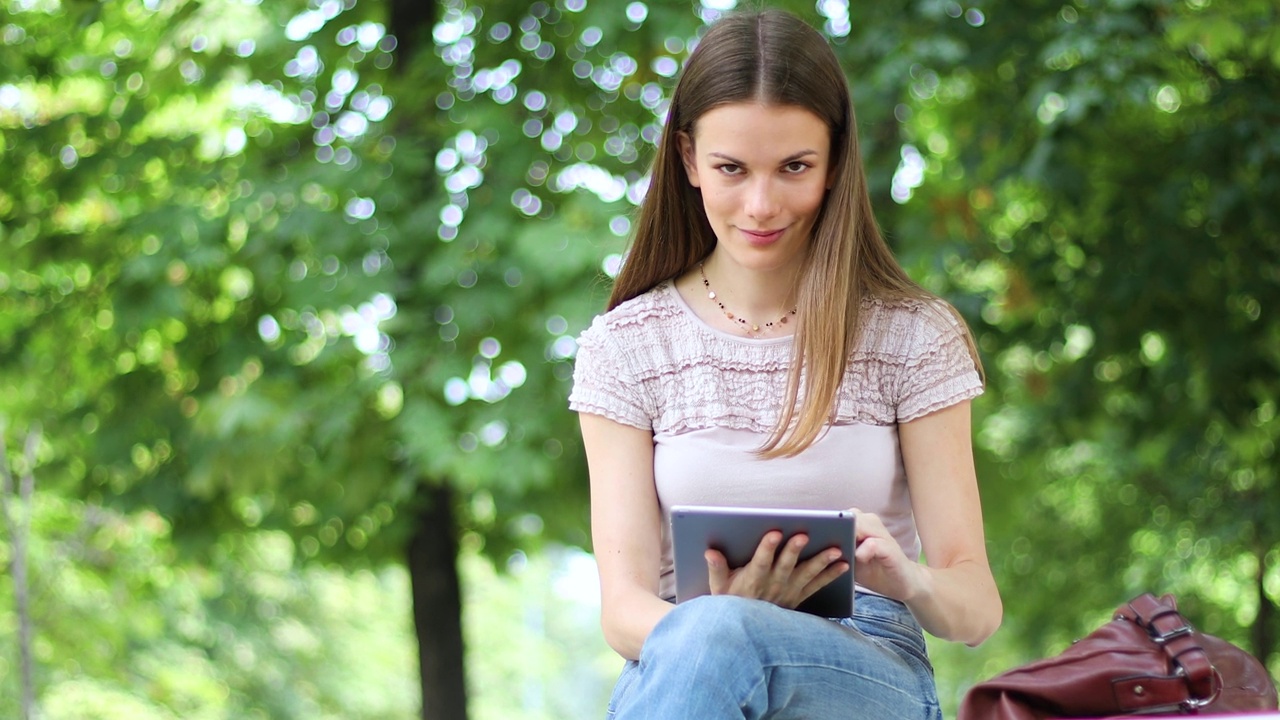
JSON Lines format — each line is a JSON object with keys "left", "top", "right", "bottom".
{"left": 1254, "top": 541, "right": 1275, "bottom": 670}
{"left": 407, "top": 482, "right": 468, "bottom": 720}
{"left": 389, "top": 0, "right": 437, "bottom": 74}
{"left": 0, "top": 425, "right": 40, "bottom": 720}
{"left": 386, "top": 2, "right": 465, "bottom": 717}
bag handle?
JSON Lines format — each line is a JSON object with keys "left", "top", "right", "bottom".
{"left": 1116, "top": 593, "right": 1222, "bottom": 708}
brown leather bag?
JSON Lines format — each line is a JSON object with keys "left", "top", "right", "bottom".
{"left": 958, "top": 593, "right": 1279, "bottom": 719}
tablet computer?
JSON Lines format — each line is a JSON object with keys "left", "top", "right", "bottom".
{"left": 670, "top": 505, "right": 856, "bottom": 617}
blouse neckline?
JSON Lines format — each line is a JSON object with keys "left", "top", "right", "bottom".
{"left": 662, "top": 282, "right": 795, "bottom": 347}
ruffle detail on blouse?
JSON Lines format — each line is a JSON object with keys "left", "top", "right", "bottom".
{"left": 568, "top": 283, "right": 982, "bottom": 435}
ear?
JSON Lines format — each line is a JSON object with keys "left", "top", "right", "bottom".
{"left": 677, "top": 131, "right": 701, "bottom": 188}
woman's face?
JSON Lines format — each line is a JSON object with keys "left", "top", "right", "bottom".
{"left": 679, "top": 102, "right": 832, "bottom": 275}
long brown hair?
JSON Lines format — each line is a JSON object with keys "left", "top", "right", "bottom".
{"left": 608, "top": 9, "right": 980, "bottom": 457}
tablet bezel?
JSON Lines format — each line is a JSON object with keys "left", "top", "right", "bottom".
{"left": 669, "top": 505, "right": 856, "bottom": 617}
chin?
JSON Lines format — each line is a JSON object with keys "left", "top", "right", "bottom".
{"left": 715, "top": 238, "right": 802, "bottom": 266}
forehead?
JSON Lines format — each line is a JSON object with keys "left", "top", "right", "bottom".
{"left": 690, "top": 103, "right": 830, "bottom": 157}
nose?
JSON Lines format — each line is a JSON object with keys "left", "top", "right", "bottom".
{"left": 743, "top": 176, "right": 780, "bottom": 222}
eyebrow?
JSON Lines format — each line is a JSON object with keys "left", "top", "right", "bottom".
{"left": 707, "top": 150, "right": 819, "bottom": 165}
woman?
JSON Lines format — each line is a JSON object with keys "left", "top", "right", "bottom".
{"left": 569, "top": 9, "right": 1001, "bottom": 719}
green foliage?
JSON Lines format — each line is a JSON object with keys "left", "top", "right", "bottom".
{"left": 0, "top": 0, "right": 604, "bottom": 564}
{"left": 0, "top": 484, "right": 616, "bottom": 719}
{"left": 0, "top": 491, "right": 418, "bottom": 719}
{"left": 4, "top": 0, "right": 1280, "bottom": 714}
{"left": 461, "top": 548, "right": 616, "bottom": 720}
{"left": 891, "top": 0, "right": 1280, "bottom": 677}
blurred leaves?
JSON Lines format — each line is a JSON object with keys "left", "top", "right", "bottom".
{"left": 3, "top": 0, "right": 1280, "bottom": 715}
{"left": 0, "top": 493, "right": 418, "bottom": 719}
{"left": 891, "top": 0, "right": 1280, "bottom": 684}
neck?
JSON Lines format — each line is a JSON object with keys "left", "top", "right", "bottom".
{"left": 702, "top": 252, "right": 800, "bottom": 312}
{"left": 699, "top": 251, "right": 802, "bottom": 332}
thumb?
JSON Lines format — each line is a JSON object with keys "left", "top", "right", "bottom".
{"left": 854, "top": 537, "right": 888, "bottom": 564}
{"left": 706, "top": 549, "right": 730, "bottom": 594}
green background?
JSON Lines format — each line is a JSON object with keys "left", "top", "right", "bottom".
{"left": 2, "top": 0, "right": 1278, "bottom": 717}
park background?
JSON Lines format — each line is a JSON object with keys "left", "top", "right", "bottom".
{"left": 1, "top": 0, "right": 1278, "bottom": 717}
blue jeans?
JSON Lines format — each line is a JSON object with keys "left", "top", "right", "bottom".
{"left": 606, "top": 593, "right": 942, "bottom": 719}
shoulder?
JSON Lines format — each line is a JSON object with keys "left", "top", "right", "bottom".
{"left": 856, "top": 293, "right": 983, "bottom": 421}
{"left": 578, "top": 283, "right": 682, "bottom": 346}
{"left": 575, "top": 283, "right": 689, "bottom": 382}
{"left": 570, "top": 284, "right": 684, "bottom": 428}
{"left": 858, "top": 294, "right": 969, "bottom": 359}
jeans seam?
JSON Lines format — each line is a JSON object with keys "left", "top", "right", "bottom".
{"left": 767, "top": 660, "right": 926, "bottom": 695}
{"left": 856, "top": 614, "right": 920, "bottom": 633}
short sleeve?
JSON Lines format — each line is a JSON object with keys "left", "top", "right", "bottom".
{"left": 895, "top": 303, "right": 983, "bottom": 422}
{"left": 568, "top": 316, "right": 653, "bottom": 430}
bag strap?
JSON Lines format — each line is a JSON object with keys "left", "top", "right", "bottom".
{"left": 1116, "top": 593, "right": 1221, "bottom": 708}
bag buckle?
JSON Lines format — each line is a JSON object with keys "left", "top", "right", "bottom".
{"left": 1151, "top": 622, "right": 1192, "bottom": 644}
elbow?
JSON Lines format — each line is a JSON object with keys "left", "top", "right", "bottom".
{"left": 597, "top": 580, "right": 671, "bottom": 661}
{"left": 964, "top": 594, "right": 1003, "bottom": 647}
{"left": 601, "top": 606, "right": 643, "bottom": 662}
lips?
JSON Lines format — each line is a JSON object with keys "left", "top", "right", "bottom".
{"left": 739, "top": 227, "right": 786, "bottom": 245}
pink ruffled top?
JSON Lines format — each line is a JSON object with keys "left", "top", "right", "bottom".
{"left": 569, "top": 282, "right": 982, "bottom": 601}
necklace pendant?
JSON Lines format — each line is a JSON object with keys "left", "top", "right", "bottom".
{"left": 697, "top": 261, "right": 795, "bottom": 338}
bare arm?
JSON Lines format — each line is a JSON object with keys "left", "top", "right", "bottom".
{"left": 580, "top": 411, "right": 852, "bottom": 659}
{"left": 852, "top": 400, "right": 1002, "bottom": 646}
{"left": 579, "top": 412, "right": 673, "bottom": 661}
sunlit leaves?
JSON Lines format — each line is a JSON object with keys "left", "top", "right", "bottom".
{"left": 898, "top": 0, "right": 1280, "bottom": 683}
{"left": 0, "top": 492, "right": 419, "bottom": 717}
{"left": 4, "top": 0, "right": 1280, "bottom": 712}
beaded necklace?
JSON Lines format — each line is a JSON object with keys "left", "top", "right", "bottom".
{"left": 698, "top": 262, "right": 797, "bottom": 337}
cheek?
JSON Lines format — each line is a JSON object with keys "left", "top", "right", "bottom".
{"left": 698, "top": 185, "right": 736, "bottom": 219}
{"left": 794, "top": 183, "right": 828, "bottom": 218}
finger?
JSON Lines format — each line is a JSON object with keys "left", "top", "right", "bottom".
{"left": 769, "top": 547, "right": 843, "bottom": 607}
{"left": 740, "top": 531, "right": 790, "bottom": 598}
{"left": 854, "top": 536, "right": 894, "bottom": 564}
{"left": 772, "top": 533, "right": 809, "bottom": 572}
{"left": 747, "top": 530, "right": 784, "bottom": 570}
{"left": 793, "top": 546, "right": 844, "bottom": 582}
{"left": 799, "top": 560, "right": 850, "bottom": 599}
{"left": 853, "top": 511, "right": 887, "bottom": 541}
{"left": 705, "top": 549, "right": 731, "bottom": 594}
{"left": 854, "top": 536, "right": 879, "bottom": 563}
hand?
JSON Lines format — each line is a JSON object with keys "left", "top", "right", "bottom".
{"left": 705, "top": 531, "right": 850, "bottom": 609}
{"left": 851, "top": 510, "right": 928, "bottom": 601}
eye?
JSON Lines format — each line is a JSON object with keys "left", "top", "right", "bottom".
{"left": 714, "top": 163, "right": 744, "bottom": 176}
{"left": 783, "top": 161, "right": 811, "bottom": 174}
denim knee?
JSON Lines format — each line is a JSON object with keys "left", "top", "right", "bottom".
{"left": 611, "top": 595, "right": 942, "bottom": 720}
{"left": 641, "top": 595, "right": 771, "bottom": 666}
